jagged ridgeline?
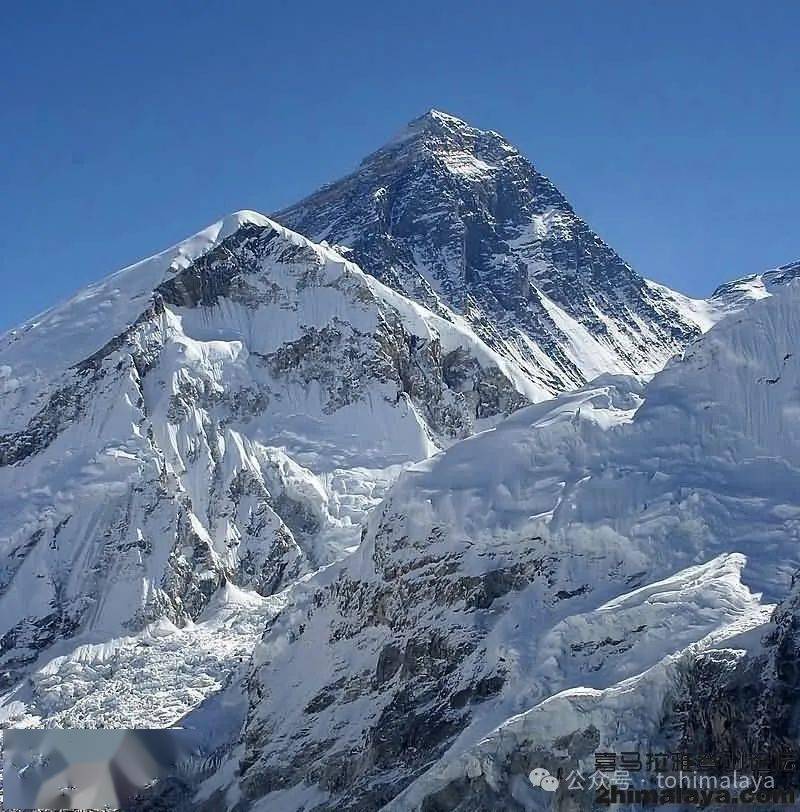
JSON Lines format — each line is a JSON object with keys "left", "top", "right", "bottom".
{"left": 279, "top": 109, "right": 715, "bottom": 394}
{"left": 0, "top": 212, "right": 537, "bottom": 692}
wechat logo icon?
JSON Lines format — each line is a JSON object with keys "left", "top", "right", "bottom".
{"left": 529, "top": 766, "right": 559, "bottom": 792}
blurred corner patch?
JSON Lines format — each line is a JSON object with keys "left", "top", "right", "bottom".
{"left": 4, "top": 728, "right": 202, "bottom": 809}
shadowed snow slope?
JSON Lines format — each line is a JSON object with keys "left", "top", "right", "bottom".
{"left": 232, "top": 282, "right": 800, "bottom": 811}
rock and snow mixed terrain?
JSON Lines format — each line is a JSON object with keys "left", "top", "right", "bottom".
{"left": 1, "top": 110, "right": 798, "bottom": 811}
{"left": 280, "top": 110, "right": 713, "bottom": 395}
{"left": 0, "top": 208, "right": 535, "bottom": 722}
{"left": 229, "top": 283, "right": 800, "bottom": 810}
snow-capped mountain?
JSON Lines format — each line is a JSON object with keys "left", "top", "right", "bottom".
{"left": 279, "top": 110, "right": 707, "bottom": 396}
{"left": 230, "top": 280, "right": 800, "bottom": 811}
{"left": 1, "top": 108, "right": 798, "bottom": 812}
{"left": 0, "top": 211, "right": 536, "bottom": 698}
{"left": 0, "top": 110, "right": 707, "bottom": 713}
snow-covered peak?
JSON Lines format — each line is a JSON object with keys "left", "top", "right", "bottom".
{"left": 404, "top": 108, "right": 472, "bottom": 133}
{"left": 388, "top": 107, "right": 503, "bottom": 143}
{"left": 0, "top": 210, "right": 272, "bottom": 383}
{"left": 280, "top": 113, "right": 705, "bottom": 398}
{"left": 646, "top": 258, "right": 800, "bottom": 337}
{"left": 419, "top": 108, "right": 468, "bottom": 125}
{"left": 361, "top": 108, "right": 520, "bottom": 172}
{"left": 0, "top": 210, "right": 407, "bottom": 418}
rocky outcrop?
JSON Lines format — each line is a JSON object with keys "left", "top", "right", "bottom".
{"left": 668, "top": 573, "right": 800, "bottom": 775}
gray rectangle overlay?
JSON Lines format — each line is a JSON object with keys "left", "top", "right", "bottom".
{"left": 4, "top": 728, "right": 198, "bottom": 809}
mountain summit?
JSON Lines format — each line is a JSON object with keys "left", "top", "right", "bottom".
{"left": 279, "top": 111, "right": 708, "bottom": 395}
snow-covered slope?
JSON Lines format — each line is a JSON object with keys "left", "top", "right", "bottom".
{"left": 279, "top": 110, "right": 704, "bottom": 396}
{"left": 232, "top": 281, "right": 800, "bottom": 811}
{"left": 707, "top": 258, "right": 800, "bottom": 316}
{"left": 0, "top": 212, "right": 537, "bottom": 699}
{"left": 646, "top": 257, "right": 800, "bottom": 335}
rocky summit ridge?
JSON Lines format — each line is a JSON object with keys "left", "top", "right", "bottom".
{"left": 279, "top": 109, "right": 713, "bottom": 397}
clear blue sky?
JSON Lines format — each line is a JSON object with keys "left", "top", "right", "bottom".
{"left": 2, "top": 1, "right": 798, "bottom": 330}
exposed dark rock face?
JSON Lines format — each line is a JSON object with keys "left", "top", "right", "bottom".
{"left": 0, "top": 377, "right": 90, "bottom": 467}
{"left": 234, "top": 484, "right": 630, "bottom": 811}
{"left": 0, "top": 610, "right": 80, "bottom": 692}
{"left": 667, "top": 575, "right": 800, "bottom": 777}
{"left": 279, "top": 109, "right": 702, "bottom": 395}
